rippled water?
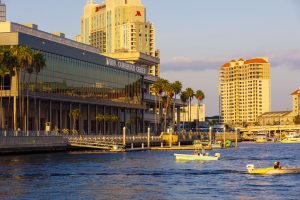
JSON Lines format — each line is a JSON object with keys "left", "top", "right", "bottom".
{"left": 0, "top": 143, "right": 300, "bottom": 200}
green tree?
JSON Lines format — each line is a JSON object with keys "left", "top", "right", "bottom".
{"left": 10, "top": 46, "right": 34, "bottom": 132}
{"left": 180, "top": 91, "right": 188, "bottom": 131}
{"left": 1, "top": 49, "right": 17, "bottom": 130}
{"left": 32, "top": 51, "right": 46, "bottom": 132}
{"left": 0, "top": 51, "right": 9, "bottom": 130}
{"left": 171, "top": 81, "right": 182, "bottom": 132}
{"left": 151, "top": 81, "right": 163, "bottom": 134}
{"left": 185, "top": 87, "right": 194, "bottom": 129}
{"left": 152, "top": 78, "right": 168, "bottom": 133}
{"left": 195, "top": 90, "right": 205, "bottom": 131}
{"left": 163, "top": 82, "right": 174, "bottom": 132}
{"left": 69, "top": 109, "right": 80, "bottom": 135}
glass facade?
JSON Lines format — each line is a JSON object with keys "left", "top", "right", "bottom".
{"left": 22, "top": 51, "right": 143, "bottom": 105}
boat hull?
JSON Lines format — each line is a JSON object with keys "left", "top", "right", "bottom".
{"left": 174, "top": 153, "right": 219, "bottom": 161}
{"left": 281, "top": 139, "right": 300, "bottom": 143}
{"left": 247, "top": 165, "right": 300, "bottom": 174}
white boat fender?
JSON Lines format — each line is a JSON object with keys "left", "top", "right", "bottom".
{"left": 214, "top": 153, "right": 221, "bottom": 158}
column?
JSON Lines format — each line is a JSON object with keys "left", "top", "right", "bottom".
{"left": 78, "top": 104, "right": 81, "bottom": 134}
{"left": 87, "top": 104, "right": 90, "bottom": 135}
{"left": 95, "top": 105, "right": 98, "bottom": 135}
{"left": 60, "top": 101, "right": 62, "bottom": 135}
{"left": 69, "top": 103, "right": 72, "bottom": 132}
{"left": 38, "top": 99, "right": 41, "bottom": 134}
{"left": 13, "top": 95, "right": 17, "bottom": 132}
{"left": 49, "top": 100, "right": 52, "bottom": 132}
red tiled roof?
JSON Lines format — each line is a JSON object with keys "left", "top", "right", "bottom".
{"left": 244, "top": 58, "right": 268, "bottom": 64}
{"left": 238, "top": 58, "right": 245, "bottom": 61}
{"left": 291, "top": 89, "right": 300, "bottom": 95}
{"left": 222, "top": 63, "right": 231, "bottom": 68}
{"left": 230, "top": 60, "right": 236, "bottom": 62}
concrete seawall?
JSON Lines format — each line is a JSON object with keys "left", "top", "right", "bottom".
{"left": 0, "top": 136, "right": 67, "bottom": 154}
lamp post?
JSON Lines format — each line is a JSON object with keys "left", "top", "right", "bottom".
{"left": 209, "top": 126, "right": 212, "bottom": 146}
{"left": 235, "top": 127, "right": 238, "bottom": 148}
{"left": 123, "top": 126, "right": 126, "bottom": 146}
{"left": 223, "top": 127, "right": 226, "bottom": 148}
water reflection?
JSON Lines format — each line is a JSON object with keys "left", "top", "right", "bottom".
{"left": 0, "top": 143, "right": 299, "bottom": 199}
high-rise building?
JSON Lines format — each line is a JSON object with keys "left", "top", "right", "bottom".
{"left": 76, "top": 0, "right": 160, "bottom": 77}
{"left": 219, "top": 58, "right": 271, "bottom": 126}
{"left": 0, "top": 0, "right": 6, "bottom": 22}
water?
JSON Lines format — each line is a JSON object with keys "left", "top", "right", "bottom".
{"left": 0, "top": 143, "right": 300, "bottom": 200}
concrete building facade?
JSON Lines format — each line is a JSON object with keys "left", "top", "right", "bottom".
{"left": 76, "top": 0, "right": 160, "bottom": 77}
{"left": 177, "top": 104, "right": 205, "bottom": 123}
{"left": 0, "top": 0, "right": 6, "bottom": 22}
{"left": 219, "top": 58, "right": 271, "bottom": 126}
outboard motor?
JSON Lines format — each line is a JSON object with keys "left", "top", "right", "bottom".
{"left": 246, "top": 164, "right": 255, "bottom": 173}
{"left": 214, "top": 153, "right": 221, "bottom": 158}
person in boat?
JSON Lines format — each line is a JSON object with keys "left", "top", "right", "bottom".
{"left": 274, "top": 161, "right": 282, "bottom": 169}
{"left": 200, "top": 147, "right": 206, "bottom": 156}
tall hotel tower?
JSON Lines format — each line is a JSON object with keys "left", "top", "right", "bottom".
{"left": 0, "top": 0, "right": 6, "bottom": 22}
{"left": 76, "top": 0, "right": 160, "bottom": 77}
{"left": 219, "top": 58, "right": 271, "bottom": 126}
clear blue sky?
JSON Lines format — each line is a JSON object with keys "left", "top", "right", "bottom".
{"left": 4, "top": 0, "right": 300, "bottom": 116}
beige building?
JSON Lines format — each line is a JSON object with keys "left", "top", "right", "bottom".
{"left": 291, "top": 87, "right": 300, "bottom": 115}
{"left": 0, "top": 0, "right": 6, "bottom": 22}
{"left": 76, "top": 0, "right": 160, "bottom": 76}
{"left": 176, "top": 104, "right": 205, "bottom": 122}
{"left": 219, "top": 58, "right": 271, "bottom": 126}
{"left": 257, "top": 111, "right": 294, "bottom": 126}
{"left": 257, "top": 87, "right": 300, "bottom": 126}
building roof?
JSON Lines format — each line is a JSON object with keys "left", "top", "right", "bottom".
{"left": 291, "top": 88, "right": 300, "bottom": 96}
{"left": 222, "top": 63, "right": 231, "bottom": 68}
{"left": 258, "top": 111, "right": 293, "bottom": 118}
{"left": 244, "top": 58, "right": 269, "bottom": 64}
{"left": 221, "top": 57, "right": 269, "bottom": 68}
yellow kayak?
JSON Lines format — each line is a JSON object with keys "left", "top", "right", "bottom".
{"left": 247, "top": 164, "right": 300, "bottom": 174}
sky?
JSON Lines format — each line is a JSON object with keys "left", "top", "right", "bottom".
{"left": 4, "top": 0, "right": 300, "bottom": 116}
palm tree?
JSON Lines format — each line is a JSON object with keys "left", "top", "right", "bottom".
{"left": 164, "top": 82, "right": 174, "bottom": 132}
{"left": 185, "top": 87, "right": 194, "bottom": 130}
{"left": 69, "top": 109, "right": 80, "bottom": 135}
{"left": 32, "top": 51, "right": 46, "bottom": 132}
{"left": 180, "top": 91, "right": 188, "bottom": 131}
{"left": 1, "top": 49, "right": 17, "bottom": 131}
{"left": 171, "top": 81, "right": 182, "bottom": 131}
{"left": 152, "top": 78, "right": 168, "bottom": 134}
{"left": 96, "top": 113, "right": 105, "bottom": 134}
{"left": 10, "top": 46, "right": 33, "bottom": 131}
{"left": 151, "top": 82, "right": 162, "bottom": 134}
{"left": 0, "top": 53, "right": 9, "bottom": 130}
{"left": 195, "top": 90, "right": 205, "bottom": 132}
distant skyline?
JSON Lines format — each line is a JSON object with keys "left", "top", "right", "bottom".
{"left": 4, "top": 0, "right": 300, "bottom": 116}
